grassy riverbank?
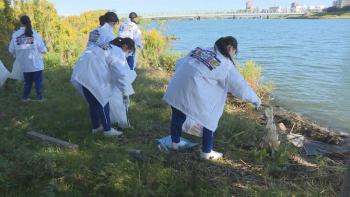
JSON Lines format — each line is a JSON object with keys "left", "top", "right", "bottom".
{"left": 286, "top": 10, "right": 350, "bottom": 19}
{"left": 0, "top": 1, "right": 348, "bottom": 195}
{"left": 0, "top": 63, "right": 347, "bottom": 196}
{"left": 0, "top": 29, "right": 347, "bottom": 195}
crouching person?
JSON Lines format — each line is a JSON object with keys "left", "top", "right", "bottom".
{"left": 163, "top": 36, "right": 261, "bottom": 160}
{"left": 71, "top": 37, "right": 135, "bottom": 137}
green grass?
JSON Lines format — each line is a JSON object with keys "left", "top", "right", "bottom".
{"left": 0, "top": 65, "right": 345, "bottom": 196}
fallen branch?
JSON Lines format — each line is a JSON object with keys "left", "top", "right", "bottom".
{"left": 27, "top": 131, "right": 78, "bottom": 150}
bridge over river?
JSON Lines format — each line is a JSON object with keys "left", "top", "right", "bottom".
{"left": 141, "top": 11, "right": 306, "bottom": 20}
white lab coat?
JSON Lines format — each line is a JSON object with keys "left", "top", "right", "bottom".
{"left": 8, "top": 27, "right": 47, "bottom": 76}
{"left": 0, "top": 60, "right": 10, "bottom": 87}
{"left": 71, "top": 45, "right": 135, "bottom": 107}
{"left": 87, "top": 23, "right": 115, "bottom": 49}
{"left": 118, "top": 19, "right": 142, "bottom": 48}
{"left": 163, "top": 47, "right": 261, "bottom": 131}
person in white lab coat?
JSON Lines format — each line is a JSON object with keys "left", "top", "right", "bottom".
{"left": 9, "top": 15, "right": 47, "bottom": 102}
{"left": 71, "top": 37, "right": 136, "bottom": 137}
{"left": 163, "top": 36, "right": 261, "bottom": 160}
{"left": 0, "top": 60, "right": 10, "bottom": 88}
{"left": 87, "top": 12, "right": 119, "bottom": 49}
{"left": 117, "top": 12, "right": 142, "bottom": 70}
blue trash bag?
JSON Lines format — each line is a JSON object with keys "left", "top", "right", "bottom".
{"left": 157, "top": 135, "right": 198, "bottom": 152}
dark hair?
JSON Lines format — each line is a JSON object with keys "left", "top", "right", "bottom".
{"left": 20, "top": 15, "right": 33, "bottom": 37}
{"left": 99, "top": 15, "right": 105, "bottom": 26}
{"left": 214, "top": 36, "right": 238, "bottom": 64}
{"left": 110, "top": 37, "right": 135, "bottom": 52}
{"left": 103, "top": 12, "right": 119, "bottom": 23}
{"left": 129, "top": 12, "right": 138, "bottom": 19}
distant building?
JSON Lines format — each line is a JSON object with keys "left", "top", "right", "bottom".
{"left": 333, "top": 0, "right": 350, "bottom": 8}
{"left": 308, "top": 5, "right": 325, "bottom": 12}
{"left": 269, "top": 6, "right": 282, "bottom": 13}
{"left": 246, "top": 0, "right": 254, "bottom": 12}
{"left": 291, "top": 1, "right": 303, "bottom": 13}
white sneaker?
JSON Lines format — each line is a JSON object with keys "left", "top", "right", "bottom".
{"left": 200, "top": 150, "right": 223, "bottom": 160}
{"left": 103, "top": 128, "right": 123, "bottom": 137}
{"left": 171, "top": 140, "right": 187, "bottom": 150}
{"left": 91, "top": 125, "right": 103, "bottom": 134}
{"left": 21, "top": 98, "right": 31, "bottom": 102}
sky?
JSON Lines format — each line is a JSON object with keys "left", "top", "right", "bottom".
{"left": 48, "top": 0, "right": 333, "bottom": 16}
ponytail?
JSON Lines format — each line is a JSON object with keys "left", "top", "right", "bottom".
{"left": 20, "top": 15, "right": 33, "bottom": 37}
{"left": 99, "top": 15, "right": 105, "bottom": 26}
{"left": 214, "top": 36, "right": 238, "bottom": 64}
{"left": 110, "top": 37, "right": 135, "bottom": 52}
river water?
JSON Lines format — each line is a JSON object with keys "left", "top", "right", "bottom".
{"left": 152, "top": 19, "right": 350, "bottom": 132}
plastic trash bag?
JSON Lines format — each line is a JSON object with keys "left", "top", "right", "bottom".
{"left": 301, "top": 139, "right": 350, "bottom": 156}
{"left": 287, "top": 133, "right": 305, "bottom": 148}
{"left": 157, "top": 135, "right": 198, "bottom": 152}
{"left": 0, "top": 60, "right": 10, "bottom": 87}
{"left": 9, "top": 60, "right": 24, "bottom": 81}
{"left": 260, "top": 107, "right": 280, "bottom": 150}
{"left": 109, "top": 87, "right": 130, "bottom": 128}
{"left": 182, "top": 117, "right": 203, "bottom": 137}
{"left": 109, "top": 71, "right": 137, "bottom": 129}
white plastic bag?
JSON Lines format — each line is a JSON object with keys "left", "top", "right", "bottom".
{"left": 9, "top": 60, "right": 24, "bottom": 81}
{"left": 260, "top": 107, "right": 280, "bottom": 150}
{"left": 182, "top": 117, "right": 203, "bottom": 137}
{"left": 109, "top": 70, "right": 137, "bottom": 128}
{"left": 0, "top": 60, "right": 10, "bottom": 87}
{"left": 109, "top": 87, "right": 130, "bottom": 128}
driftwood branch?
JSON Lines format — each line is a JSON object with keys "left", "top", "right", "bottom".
{"left": 27, "top": 131, "right": 78, "bottom": 150}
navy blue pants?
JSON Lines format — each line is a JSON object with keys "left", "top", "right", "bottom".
{"left": 22, "top": 70, "right": 43, "bottom": 100}
{"left": 82, "top": 86, "right": 111, "bottom": 131}
{"left": 126, "top": 55, "right": 135, "bottom": 70}
{"left": 170, "top": 106, "right": 214, "bottom": 153}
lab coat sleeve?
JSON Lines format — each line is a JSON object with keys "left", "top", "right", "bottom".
{"left": 133, "top": 28, "right": 142, "bottom": 49}
{"left": 226, "top": 67, "right": 261, "bottom": 105}
{"left": 8, "top": 34, "right": 16, "bottom": 57}
{"left": 35, "top": 33, "right": 47, "bottom": 54}
{"left": 107, "top": 50, "right": 135, "bottom": 96}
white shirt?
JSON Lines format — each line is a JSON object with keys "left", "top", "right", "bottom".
{"left": 8, "top": 27, "right": 47, "bottom": 73}
{"left": 71, "top": 45, "right": 135, "bottom": 107}
{"left": 163, "top": 47, "right": 261, "bottom": 131}
{"left": 118, "top": 19, "right": 142, "bottom": 48}
{"left": 87, "top": 23, "right": 115, "bottom": 49}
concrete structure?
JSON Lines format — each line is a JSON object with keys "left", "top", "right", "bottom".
{"left": 291, "top": 1, "right": 303, "bottom": 13}
{"left": 246, "top": 0, "right": 254, "bottom": 13}
{"left": 333, "top": 0, "right": 350, "bottom": 8}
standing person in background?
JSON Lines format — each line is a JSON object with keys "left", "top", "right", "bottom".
{"left": 9, "top": 15, "right": 47, "bottom": 102}
{"left": 87, "top": 11, "right": 119, "bottom": 48}
{"left": 118, "top": 12, "right": 142, "bottom": 70}
{"left": 163, "top": 36, "right": 261, "bottom": 160}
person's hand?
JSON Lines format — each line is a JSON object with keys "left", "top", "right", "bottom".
{"left": 123, "top": 95, "right": 130, "bottom": 107}
{"left": 253, "top": 99, "right": 261, "bottom": 110}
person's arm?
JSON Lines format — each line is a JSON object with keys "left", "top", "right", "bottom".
{"left": 226, "top": 66, "right": 261, "bottom": 108}
{"left": 8, "top": 34, "right": 16, "bottom": 57}
{"left": 107, "top": 48, "right": 135, "bottom": 96}
{"left": 35, "top": 33, "right": 47, "bottom": 54}
{"left": 133, "top": 27, "right": 142, "bottom": 49}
